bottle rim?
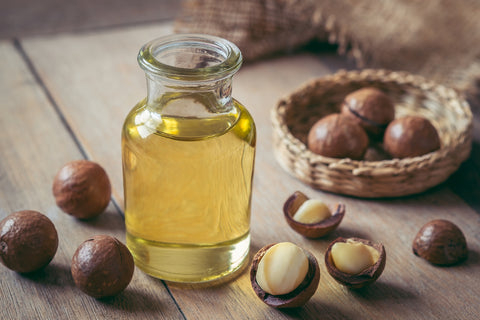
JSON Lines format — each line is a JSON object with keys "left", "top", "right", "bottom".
{"left": 138, "top": 33, "right": 243, "bottom": 82}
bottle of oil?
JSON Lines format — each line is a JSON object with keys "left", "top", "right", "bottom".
{"left": 122, "top": 34, "right": 256, "bottom": 283}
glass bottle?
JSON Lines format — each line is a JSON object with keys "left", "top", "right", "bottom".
{"left": 121, "top": 34, "right": 256, "bottom": 283}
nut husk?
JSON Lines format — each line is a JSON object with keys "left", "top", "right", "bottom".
{"left": 383, "top": 116, "right": 440, "bottom": 159}
{"left": 71, "top": 235, "right": 134, "bottom": 298}
{"left": 412, "top": 219, "right": 468, "bottom": 265}
{"left": 283, "top": 191, "right": 345, "bottom": 238}
{"left": 325, "top": 237, "right": 386, "bottom": 289}
{"left": 308, "top": 113, "right": 369, "bottom": 160}
{"left": 53, "top": 160, "right": 111, "bottom": 219}
{"left": 0, "top": 210, "right": 58, "bottom": 273}
{"left": 250, "top": 243, "right": 320, "bottom": 308}
{"left": 341, "top": 87, "right": 395, "bottom": 137}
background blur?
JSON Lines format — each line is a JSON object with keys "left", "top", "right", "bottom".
{"left": 0, "top": 0, "right": 180, "bottom": 38}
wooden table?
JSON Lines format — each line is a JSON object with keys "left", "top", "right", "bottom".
{"left": 1, "top": 20, "right": 479, "bottom": 320}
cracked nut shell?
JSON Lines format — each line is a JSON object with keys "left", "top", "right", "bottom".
{"left": 341, "top": 87, "right": 395, "bottom": 137}
{"left": 325, "top": 237, "right": 386, "bottom": 289}
{"left": 283, "top": 191, "right": 345, "bottom": 238}
{"left": 71, "top": 235, "right": 134, "bottom": 298}
{"left": 250, "top": 243, "right": 320, "bottom": 308}
{"left": 412, "top": 219, "right": 468, "bottom": 265}
{"left": 53, "top": 160, "right": 111, "bottom": 219}
{"left": 0, "top": 210, "right": 58, "bottom": 273}
{"left": 308, "top": 113, "right": 369, "bottom": 160}
{"left": 383, "top": 116, "right": 440, "bottom": 159}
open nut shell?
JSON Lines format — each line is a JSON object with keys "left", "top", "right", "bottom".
{"left": 283, "top": 191, "right": 345, "bottom": 238}
{"left": 325, "top": 237, "right": 386, "bottom": 289}
{"left": 250, "top": 243, "right": 320, "bottom": 308}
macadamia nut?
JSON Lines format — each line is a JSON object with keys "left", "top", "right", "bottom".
{"left": 331, "top": 239, "right": 380, "bottom": 274}
{"left": 341, "top": 87, "right": 395, "bottom": 137}
{"left": 293, "top": 199, "right": 331, "bottom": 224}
{"left": 255, "top": 242, "right": 309, "bottom": 295}
{"left": 383, "top": 116, "right": 440, "bottom": 159}
{"left": 307, "top": 113, "right": 369, "bottom": 160}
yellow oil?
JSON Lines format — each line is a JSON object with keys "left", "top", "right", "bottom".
{"left": 122, "top": 94, "right": 255, "bottom": 283}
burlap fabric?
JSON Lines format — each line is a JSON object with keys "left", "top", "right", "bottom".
{"left": 175, "top": 0, "right": 480, "bottom": 106}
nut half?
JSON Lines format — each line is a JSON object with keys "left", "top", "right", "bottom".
{"left": 283, "top": 191, "right": 345, "bottom": 238}
{"left": 325, "top": 237, "right": 386, "bottom": 289}
{"left": 412, "top": 219, "right": 468, "bottom": 265}
{"left": 250, "top": 243, "right": 320, "bottom": 308}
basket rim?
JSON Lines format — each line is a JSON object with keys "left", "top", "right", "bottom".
{"left": 272, "top": 68, "right": 473, "bottom": 174}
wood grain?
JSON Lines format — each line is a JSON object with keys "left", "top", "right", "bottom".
{"left": 0, "top": 0, "right": 180, "bottom": 38}
{"left": 0, "top": 41, "right": 183, "bottom": 320}
{"left": 3, "top": 22, "right": 479, "bottom": 319}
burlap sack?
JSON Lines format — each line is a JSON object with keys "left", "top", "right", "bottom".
{"left": 175, "top": 0, "right": 480, "bottom": 106}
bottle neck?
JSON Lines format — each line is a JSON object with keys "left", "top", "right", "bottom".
{"left": 138, "top": 34, "right": 242, "bottom": 117}
{"left": 145, "top": 73, "right": 235, "bottom": 115}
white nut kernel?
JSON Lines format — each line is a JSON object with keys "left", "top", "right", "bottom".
{"left": 255, "top": 242, "right": 309, "bottom": 295}
{"left": 293, "top": 199, "right": 331, "bottom": 224}
{"left": 331, "top": 239, "right": 380, "bottom": 274}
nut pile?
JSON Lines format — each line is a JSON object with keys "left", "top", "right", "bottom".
{"left": 249, "top": 190, "right": 469, "bottom": 309}
{"left": 1, "top": 159, "right": 470, "bottom": 309}
{"left": 307, "top": 87, "right": 441, "bottom": 160}
{"left": 249, "top": 191, "right": 386, "bottom": 308}
{"left": 0, "top": 159, "right": 134, "bottom": 299}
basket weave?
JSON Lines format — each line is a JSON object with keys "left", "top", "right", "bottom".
{"left": 272, "top": 69, "right": 473, "bottom": 198}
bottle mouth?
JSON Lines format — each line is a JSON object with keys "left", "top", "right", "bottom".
{"left": 138, "top": 34, "right": 242, "bottom": 82}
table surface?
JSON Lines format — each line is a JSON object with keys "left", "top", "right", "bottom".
{"left": 1, "top": 15, "right": 480, "bottom": 320}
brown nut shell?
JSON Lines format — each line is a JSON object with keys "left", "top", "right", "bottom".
{"left": 283, "top": 191, "right": 345, "bottom": 238}
{"left": 341, "top": 87, "right": 395, "bottom": 137}
{"left": 53, "top": 160, "right": 111, "bottom": 219}
{"left": 412, "top": 219, "right": 468, "bottom": 265}
{"left": 325, "top": 237, "right": 386, "bottom": 289}
{"left": 0, "top": 210, "right": 58, "bottom": 273}
{"left": 308, "top": 113, "right": 369, "bottom": 160}
{"left": 383, "top": 116, "right": 440, "bottom": 159}
{"left": 250, "top": 243, "right": 320, "bottom": 308}
{"left": 363, "top": 143, "right": 391, "bottom": 162}
{"left": 71, "top": 235, "right": 134, "bottom": 298}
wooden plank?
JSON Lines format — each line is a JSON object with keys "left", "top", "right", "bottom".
{"left": 21, "top": 24, "right": 174, "bottom": 203}
{"left": 22, "top": 24, "right": 480, "bottom": 319}
{"left": 0, "top": 41, "right": 183, "bottom": 320}
{"left": 0, "top": 0, "right": 181, "bottom": 38}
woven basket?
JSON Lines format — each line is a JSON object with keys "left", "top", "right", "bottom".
{"left": 272, "top": 69, "right": 473, "bottom": 198}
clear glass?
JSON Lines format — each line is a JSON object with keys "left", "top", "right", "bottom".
{"left": 122, "top": 34, "right": 256, "bottom": 283}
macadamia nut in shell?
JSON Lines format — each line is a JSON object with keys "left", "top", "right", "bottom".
{"left": 250, "top": 243, "right": 320, "bottom": 308}
{"left": 341, "top": 87, "right": 395, "bottom": 136}
{"left": 383, "top": 116, "right": 440, "bottom": 159}
{"left": 308, "top": 114, "right": 369, "bottom": 160}
{"left": 283, "top": 191, "right": 345, "bottom": 238}
{"left": 0, "top": 210, "right": 58, "bottom": 273}
{"left": 255, "top": 242, "right": 309, "bottom": 295}
{"left": 71, "top": 235, "right": 134, "bottom": 298}
{"left": 325, "top": 237, "right": 386, "bottom": 288}
{"left": 53, "top": 160, "right": 111, "bottom": 219}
